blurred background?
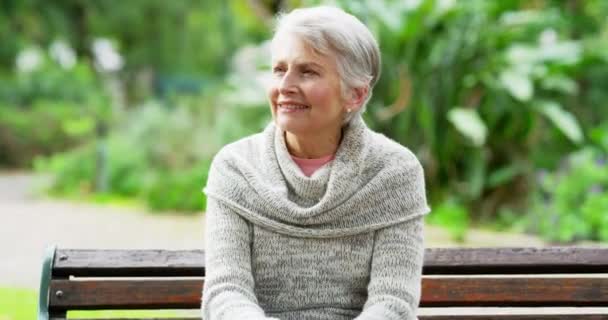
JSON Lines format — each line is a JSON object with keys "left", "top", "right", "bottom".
{"left": 1, "top": 0, "right": 608, "bottom": 318}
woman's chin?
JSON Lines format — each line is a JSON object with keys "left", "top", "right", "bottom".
{"left": 275, "top": 117, "right": 312, "bottom": 135}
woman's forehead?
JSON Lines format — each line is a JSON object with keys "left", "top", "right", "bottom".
{"left": 271, "top": 34, "right": 335, "bottom": 68}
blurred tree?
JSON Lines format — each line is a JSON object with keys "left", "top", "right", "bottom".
{"left": 0, "top": 0, "right": 273, "bottom": 104}
{"left": 0, "top": 0, "right": 272, "bottom": 168}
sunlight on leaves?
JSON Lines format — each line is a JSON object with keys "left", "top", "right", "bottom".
{"left": 538, "top": 101, "right": 583, "bottom": 144}
{"left": 500, "top": 69, "right": 533, "bottom": 102}
{"left": 448, "top": 108, "right": 487, "bottom": 147}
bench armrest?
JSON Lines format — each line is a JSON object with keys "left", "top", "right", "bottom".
{"left": 38, "top": 245, "right": 57, "bottom": 320}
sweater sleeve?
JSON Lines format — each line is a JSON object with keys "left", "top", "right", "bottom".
{"left": 201, "top": 198, "right": 280, "bottom": 320}
{"left": 354, "top": 216, "right": 425, "bottom": 320}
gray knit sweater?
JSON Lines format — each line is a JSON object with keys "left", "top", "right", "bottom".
{"left": 201, "top": 116, "right": 430, "bottom": 320}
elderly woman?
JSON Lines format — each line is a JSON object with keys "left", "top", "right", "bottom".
{"left": 202, "top": 6, "right": 429, "bottom": 320}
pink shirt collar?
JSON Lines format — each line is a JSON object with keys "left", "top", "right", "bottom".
{"left": 291, "top": 154, "right": 335, "bottom": 177}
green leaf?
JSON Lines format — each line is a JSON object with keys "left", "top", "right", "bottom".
{"left": 505, "top": 45, "right": 538, "bottom": 66}
{"left": 366, "top": 0, "right": 404, "bottom": 31}
{"left": 541, "top": 75, "right": 578, "bottom": 94}
{"left": 500, "top": 70, "right": 533, "bottom": 101}
{"left": 538, "top": 101, "right": 584, "bottom": 144}
{"left": 487, "top": 165, "right": 521, "bottom": 188}
{"left": 499, "top": 10, "right": 544, "bottom": 26}
{"left": 62, "top": 117, "right": 95, "bottom": 137}
{"left": 447, "top": 108, "right": 487, "bottom": 146}
{"left": 539, "top": 41, "right": 581, "bottom": 65}
{"left": 589, "top": 125, "right": 608, "bottom": 152}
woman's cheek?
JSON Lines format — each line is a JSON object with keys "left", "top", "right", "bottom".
{"left": 267, "top": 88, "right": 279, "bottom": 116}
{"left": 307, "top": 85, "right": 335, "bottom": 109}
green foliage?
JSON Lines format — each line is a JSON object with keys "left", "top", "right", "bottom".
{"left": 35, "top": 145, "right": 96, "bottom": 195}
{"left": 0, "top": 287, "right": 37, "bottom": 320}
{"left": 35, "top": 95, "right": 269, "bottom": 213}
{"left": 36, "top": 103, "right": 200, "bottom": 212}
{"left": 299, "top": 0, "right": 608, "bottom": 226}
{"left": 6, "top": 0, "right": 608, "bottom": 225}
{"left": 531, "top": 147, "right": 608, "bottom": 242}
{"left": 427, "top": 200, "right": 470, "bottom": 243}
{"left": 145, "top": 161, "right": 211, "bottom": 213}
{"left": 0, "top": 40, "right": 107, "bottom": 168}
{"left": 1, "top": 0, "right": 271, "bottom": 169}
{"left": 0, "top": 100, "right": 96, "bottom": 167}
{"left": 3, "top": 56, "right": 101, "bottom": 106}
{"left": 0, "top": 1, "right": 272, "bottom": 81}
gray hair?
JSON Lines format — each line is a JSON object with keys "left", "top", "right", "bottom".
{"left": 271, "top": 6, "right": 381, "bottom": 124}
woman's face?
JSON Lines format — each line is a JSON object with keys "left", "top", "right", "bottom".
{"left": 267, "top": 33, "right": 346, "bottom": 137}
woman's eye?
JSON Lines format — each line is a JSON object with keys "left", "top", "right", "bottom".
{"left": 303, "top": 70, "right": 316, "bottom": 75}
{"left": 273, "top": 67, "right": 285, "bottom": 74}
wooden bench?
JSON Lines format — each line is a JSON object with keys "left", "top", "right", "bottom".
{"left": 38, "top": 246, "right": 608, "bottom": 319}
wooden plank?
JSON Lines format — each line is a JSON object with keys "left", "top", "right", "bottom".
{"left": 423, "top": 247, "right": 608, "bottom": 274}
{"left": 49, "top": 277, "right": 608, "bottom": 310}
{"left": 49, "top": 280, "right": 203, "bottom": 310}
{"left": 53, "top": 248, "right": 608, "bottom": 277}
{"left": 63, "top": 317, "right": 608, "bottom": 320}
{"left": 53, "top": 250, "right": 205, "bottom": 277}
{"left": 419, "top": 316, "right": 608, "bottom": 320}
{"left": 421, "top": 278, "right": 608, "bottom": 307}
{"left": 69, "top": 318, "right": 200, "bottom": 320}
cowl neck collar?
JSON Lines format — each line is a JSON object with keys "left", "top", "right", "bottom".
{"left": 204, "top": 117, "right": 429, "bottom": 238}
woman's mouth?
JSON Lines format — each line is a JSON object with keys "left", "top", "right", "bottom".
{"left": 278, "top": 103, "right": 310, "bottom": 113}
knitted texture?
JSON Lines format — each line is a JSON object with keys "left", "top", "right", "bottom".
{"left": 201, "top": 116, "right": 430, "bottom": 319}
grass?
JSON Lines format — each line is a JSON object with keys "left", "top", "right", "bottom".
{"left": 0, "top": 287, "right": 36, "bottom": 320}
{"left": 0, "top": 287, "right": 197, "bottom": 319}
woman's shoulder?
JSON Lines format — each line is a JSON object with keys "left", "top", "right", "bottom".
{"left": 367, "top": 130, "right": 422, "bottom": 169}
{"left": 364, "top": 130, "right": 428, "bottom": 206}
{"left": 210, "top": 131, "right": 266, "bottom": 170}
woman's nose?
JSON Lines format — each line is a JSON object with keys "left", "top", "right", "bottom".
{"left": 278, "top": 72, "right": 297, "bottom": 94}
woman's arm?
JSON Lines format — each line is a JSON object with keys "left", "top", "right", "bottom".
{"left": 201, "top": 198, "right": 279, "bottom": 320}
{"left": 354, "top": 216, "right": 425, "bottom": 320}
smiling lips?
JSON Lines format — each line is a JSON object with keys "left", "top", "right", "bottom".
{"left": 278, "top": 103, "right": 310, "bottom": 112}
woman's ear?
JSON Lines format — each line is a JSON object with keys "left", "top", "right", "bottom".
{"left": 345, "top": 86, "right": 369, "bottom": 112}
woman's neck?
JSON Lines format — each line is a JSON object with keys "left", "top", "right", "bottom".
{"left": 285, "top": 128, "right": 342, "bottom": 159}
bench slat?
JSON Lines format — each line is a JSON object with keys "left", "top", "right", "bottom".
{"left": 422, "top": 277, "right": 608, "bottom": 307}
{"left": 50, "top": 280, "right": 203, "bottom": 310}
{"left": 66, "top": 317, "right": 608, "bottom": 320}
{"left": 53, "top": 250, "right": 205, "bottom": 277}
{"left": 48, "top": 277, "right": 608, "bottom": 310}
{"left": 423, "top": 247, "right": 608, "bottom": 274}
{"left": 67, "top": 318, "right": 200, "bottom": 320}
{"left": 419, "top": 316, "right": 608, "bottom": 320}
{"left": 53, "top": 247, "right": 608, "bottom": 277}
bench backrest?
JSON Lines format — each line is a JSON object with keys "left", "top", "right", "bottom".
{"left": 39, "top": 246, "right": 608, "bottom": 319}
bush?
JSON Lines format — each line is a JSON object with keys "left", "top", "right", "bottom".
{"left": 530, "top": 147, "right": 608, "bottom": 242}
{"left": 427, "top": 199, "right": 470, "bottom": 242}
{"left": 0, "top": 100, "right": 96, "bottom": 167}
{"left": 0, "top": 44, "right": 107, "bottom": 168}
{"left": 145, "top": 160, "right": 211, "bottom": 213}
{"left": 35, "top": 101, "right": 250, "bottom": 213}
{"left": 35, "top": 144, "right": 97, "bottom": 195}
